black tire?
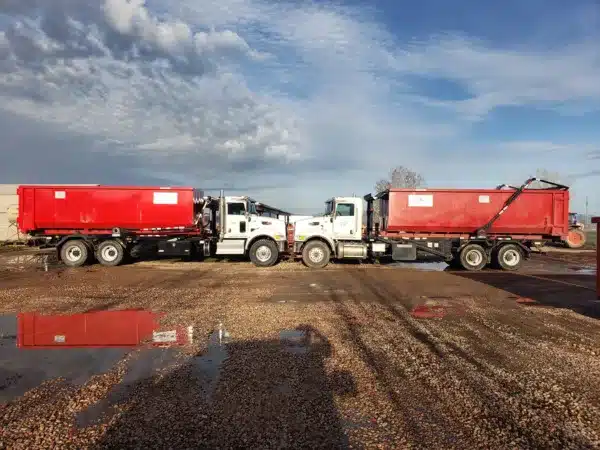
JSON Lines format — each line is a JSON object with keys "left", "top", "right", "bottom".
{"left": 84, "top": 241, "right": 96, "bottom": 264}
{"left": 249, "top": 239, "right": 279, "bottom": 267}
{"left": 95, "top": 240, "right": 125, "bottom": 267}
{"left": 459, "top": 244, "right": 487, "bottom": 271}
{"left": 495, "top": 244, "right": 523, "bottom": 271}
{"left": 302, "top": 240, "right": 331, "bottom": 269}
{"left": 59, "top": 240, "right": 89, "bottom": 268}
{"left": 447, "top": 256, "right": 462, "bottom": 270}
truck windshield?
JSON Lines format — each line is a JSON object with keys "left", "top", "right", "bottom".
{"left": 325, "top": 201, "right": 333, "bottom": 215}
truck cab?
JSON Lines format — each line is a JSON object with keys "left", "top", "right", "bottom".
{"left": 215, "top": 196, "right": 288, "bottom": 266}
{"left": 293, "top": 196, "right": 368, "bottom": 268}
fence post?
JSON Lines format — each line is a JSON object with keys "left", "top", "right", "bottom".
{"left": 593, "top": 217, "right": 599, "bottom": 299}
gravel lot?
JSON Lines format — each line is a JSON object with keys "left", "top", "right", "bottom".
{"left": 0, "top": 252, "right": 599, "bottom": 449}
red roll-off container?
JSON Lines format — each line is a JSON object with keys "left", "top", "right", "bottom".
{"left": 17, "top": 185, "right": 200, "bottom": 233}
{"left": 383, "top": 187, "right": 569, "bottom": 237}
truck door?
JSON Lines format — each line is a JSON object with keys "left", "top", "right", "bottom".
{"left": 224, "top": 202, "right": 248, "bottom": 239}
{"left": 333, "top": 202, "right": 357, "bottom": 239}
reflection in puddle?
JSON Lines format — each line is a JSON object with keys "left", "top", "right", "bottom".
{"left": 191, "top": 326, "right": 230, "bottom": 403}
{"left": 0, "top": 311, "right": 193, "bottom": 409}
{"left": 0, "top": 313, "right": 130, "bottom": 404}
{"left": 0, "top": 251, "right": 62, "bottom": 272}
{"left": 410, "top": 296, "right": 471, "bottom": 319}
{"left": 410, "top": 305, "right": 447, "bottom": 319}
{"left": 280, "top": 329, "right": 309, "bottom": 355}
{"left": 76, "top": 347, "right": 181, "bottom": 427}
{"left": 569, "top": 266, "right": 596, "bottom": 275}
{"left": 79, "top": 325, "right": 230, "bottom": 427}
{"left": 389, "top": 261, "right": 449, "bottom": 271}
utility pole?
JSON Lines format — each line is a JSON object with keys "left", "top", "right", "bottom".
{"left": 586, "top": 196, "right": 589, "bottom": 224}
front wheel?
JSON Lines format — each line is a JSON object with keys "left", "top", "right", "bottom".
{"left": 302, "top": 240, "right": 331, "bottom": 269}
{"left": 249, "top": 239, "right": 279, "bottom": 267}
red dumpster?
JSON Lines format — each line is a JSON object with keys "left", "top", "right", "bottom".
{"left": 17, "top": 185, "right": 202, "bottom": 234}
{"left": 384, "top": 187, "right": 569, "bottom": 237}
{"left": 593, "top": 217, "right": 600, "bottom": 299}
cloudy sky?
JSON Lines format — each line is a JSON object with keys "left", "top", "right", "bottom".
{"left": 1, "top": 0, "right": 599, "bottom": 214}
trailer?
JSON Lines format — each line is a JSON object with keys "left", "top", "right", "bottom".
{"left": 292, "top": 178, "right": 570, "bottom": 271}
{"left": 17, "top": 185, "right": 288, "bottom": 268}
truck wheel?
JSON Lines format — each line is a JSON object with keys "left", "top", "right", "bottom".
{"left": 459, "top": 244, "right": 487, "bottom": 271}
{"left": 96, "top": 240, "right": 125, "bottom": 267}
{"left": 302, "top": 240, "right": 331, "bottom": 269}
{"left": 565, "top": 229, "right": 586, "bottom": 249}
{"left": 495, "top": 244, "right": 523, "bottom": 271}
{"left": 60, "top": 240, "right": 89, "bottom": 268}
{"left": 249, "top": 239, "right": 279, "bottom": 267}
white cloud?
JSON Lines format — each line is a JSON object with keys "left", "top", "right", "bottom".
{"left": 396, "top": 36, "right": 600, "bottom": 118}
{"left": 0, "top": 0, "right": 599, "bottom": 212}
{"left": 494, "top": 141, "right": 600, "bottom": 155}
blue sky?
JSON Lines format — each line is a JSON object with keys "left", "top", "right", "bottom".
{"left": 0, "top": 0, "right": 599, "bottom": 214}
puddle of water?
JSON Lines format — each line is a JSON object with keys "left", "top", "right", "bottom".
{"left": 515, "top": 297, "right": 554, "bottom": 309}
{"left": 190, "top": 325, "right": 230, "bottom": 404}
{"left": 280, "top": 329, "right": 309, "bottom": 355}
{"left": 409, "top": 296, "right": 471, "bottom": 319}
{"left": 1, "top": 311, "right": 193, "bottom": 409}
{"left": 0, "top": 313, "right": 130, "bottom": 404}
{"left": 77, "top": 322, "right": 231, "bottom": 426}
{"left": 0, "top": 252, "right": 62, "bottom": 272}
{"left": 410, "top": 305, "right": 447, "bottom": 319}
{"left": 389, "top": 261, "right": 449, "bottom": 271}
{"left": 76, "top": 347, "right": 181, "bottom": 427}
{"left": 569, "top": 266, "right": 596, "bottom": 275}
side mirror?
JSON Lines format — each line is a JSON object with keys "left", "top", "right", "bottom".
{"left": 330, "top": 217, "right": 333, "bottom": 223}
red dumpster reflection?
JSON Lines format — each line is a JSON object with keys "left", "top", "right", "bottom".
{"left": 16, "top": 310, "right": 193, "bottom": 348}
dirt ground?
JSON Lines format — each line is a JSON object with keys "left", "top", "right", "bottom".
{"left": 0, "top": 252, "right": 599, "bottom": 449}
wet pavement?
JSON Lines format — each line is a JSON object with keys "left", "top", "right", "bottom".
{"left": 0, "top": 253, "right": 598, "bottom": 448}
{"left": 0, "top": 311, "right": 196, "bottom": 406}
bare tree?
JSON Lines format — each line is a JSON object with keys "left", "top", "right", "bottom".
{"left": 375, "top": 166, "right": 425, "bottom": 193}
{"left": 372, "top": 166, "right": 425, "bottom": 225}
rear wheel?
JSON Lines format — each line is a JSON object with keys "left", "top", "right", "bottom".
{"left": 60, "top": 240, "right": 89, "bottom": 268}
{"left": 249, "top": 239, "right": 279, "bottom": 267}
{"left": 96, "top": 240, "right": 125, "bottom": 267}
{"left": 565, "top": 229, "right": 586, "bottom": 249}
{"left": 495, "top": 244, "right": 523, "bottom": 271}
{"left": 302, "top": 240, "right": 331, "bottom": 269}
{"left": 459, "top": 244, "right": 487, "bottom": 271}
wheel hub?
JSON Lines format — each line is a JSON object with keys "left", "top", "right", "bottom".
{"left": 309, "top": 247, "right": 324, "bottom": 263}
{"left": 101, "top": 245, "right": 119, "bottom": 262}
{"left": 465, "top": 250, "right": 483, "bottom": 266}
{"left": 502, "top": 249, "right": 520, "bottom": 266}
{"left": 255, "top": 245, "right": 272, "bottom": 262}
{"left": 66, "top": 247, "right": 82, "bottom": 262}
